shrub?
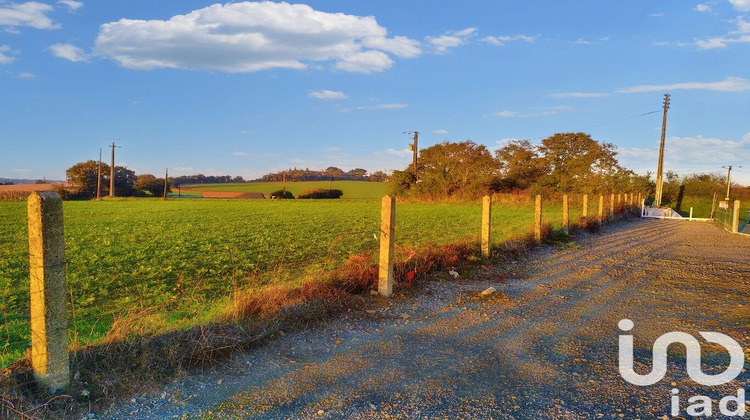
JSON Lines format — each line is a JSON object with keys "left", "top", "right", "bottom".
{"left": 269, "top": 189, "right": 295, "bottom": 199}
{"left": 297, "top": 189, "right": 343, "bottom": 199}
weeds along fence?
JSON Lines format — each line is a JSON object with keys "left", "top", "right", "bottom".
{"left": 0, "top": 190, "right": 641, "bottom": 415}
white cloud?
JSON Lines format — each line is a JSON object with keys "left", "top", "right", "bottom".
{"left": 619, "top": 134, "right": 750, "bottom": 176}
{"left": 433, "top": 129, "right": 448, "bottom": 134}
{"left": 57, "top": 0, "right": 82, "bottom": 11}
{"left": 650, "top": 12, "right": 664, "bottom": 17}
{"left": 481, "top": 34, "right": 537, "bottom": 46}
{"left": 384, "top": 148, "right": 412, "bottom": 157}
{"left": 309, "top": 90, "right": 347, "bottom": 100}
{"left": 492, "top": 108, "right": 561, "bottom": 118}
{"left": 17, "top": 72, "right": 34, "bottom": 78}
{"left": 233, "top": 152, "right": 248, "bottom": 157}
{"left": 334, "top": 50, "right": 393, "bottom": 73}
{"left": 617, "top": 76, "right": 750, "bottom": 93}
{"left": 0, "top": 2, "right": 59, "bottom": 30}
{"left": 362, "top": 35, "right": 421, "bottom": 58}
{"left": 13, "top": 168, "right": 32, "bottom": 174}
{"left": 573, "top": 38, "right": 592, "bottom": 45}
{"left": 93, "top": 2, "right": 420, "bottom": 73}
{"left": 356, "top": 103, "right": 408, "bottom": 110}
{"left": 696, "top": 16, "right": 750, "bottom": 49}
{"left": 729, "top": 0, "right": 750, "bottom": 12}
{"left": 694, "top": 3, "right": 712, "bottom": 12}
{"left": 426, "top": 27, "right": 476, "bottom": 54}
{"left": 48, "top": 43, "right": 87, "bottom": 62}
{"left": 550, "top": 92, "right": 609, "bottom": 98}
{"left": 0, "top": 45, "right": 15, "bottom": 64}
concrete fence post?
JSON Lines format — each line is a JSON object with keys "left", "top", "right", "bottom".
{"left": 27, "top": 191, "right": 69, "bottom": 391}
{"left": 617, "top": 193, "right": 622, "bottom": 205}
{"left": 562, "top": 194, "right": 569, "bottom": 235}
{"left": 378, "top": 195, "right": 395, "bottom": 297}
{"left": 598, "top": 194, "right": 604, "bottom": 224}
{"left": 732, "top": 200, "right": 741, "bottom": 233}
{"left": 582, "top": 194, "right": 588, "bottom": 218}
{"left": 534, "top": 195, "right": 543, "bottom": 242}
{"left": 610, "top": 193, "right": 615, "bottom": 218}
{"left": 481, "top": 195, "right": 491, "bottom": 258}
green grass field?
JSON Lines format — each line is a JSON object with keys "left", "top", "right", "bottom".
{"left": 182, "top": 180, "right": 388, "bottom": 200}
{"left": 0, "top": 194, "right": 587, "bottom": 366}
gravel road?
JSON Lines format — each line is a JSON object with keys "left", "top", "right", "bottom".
{"left": 102, "top": 219, "right": 750, "bottom": 419}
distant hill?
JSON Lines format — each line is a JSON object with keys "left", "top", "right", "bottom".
{"left": 0, "top": 178, "right": 65, "bottom": 185}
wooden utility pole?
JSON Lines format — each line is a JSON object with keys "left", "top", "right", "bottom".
{"left": 163, "top": 168, "right": 169, "bottom": 200}
{"left": 410, "top": 131, "right": 419, "bottom": 175}
{"left": 96, "top": 148, "right": 102, "bottom": 200}
{"left": 723, "top": 165, "right": 740, "bottom": 201}
{"left": 654, "top": 93, "right": 670, "bottom": 207}
{"left": 108, "top": 141, "right": 119, "bottom": 197}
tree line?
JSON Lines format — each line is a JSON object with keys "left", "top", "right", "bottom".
{"left": 256, "top": 167, "right": 389, "bottom": 183}
{"left": 389, "top": 132, "right": 650, "bottom": 199}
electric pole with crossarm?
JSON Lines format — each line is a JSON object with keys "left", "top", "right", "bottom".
{"left": 654, "top": 93, "right": 670, "bottom": 207}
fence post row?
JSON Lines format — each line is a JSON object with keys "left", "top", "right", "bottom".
{"left": 609, "top": 193, "right": 615, "bottom": 218}
{"left": 481, "top": 195, "right": 492, "bottom": 258}
{"left": 534, "top": 195, "right": 543, "bottom": 242}
{"left": 562, "top": 194, "right": 569, "bottom": 235}
{"left": 378, "top": 195, "right": 396, "bottom": 297}
{"left": 598, "top": 194, "right": 604, "bottom": 224}
{"left": 732, "top": 200, "right": 741, "bottom": 233}
{"left": 27, "top": 191, "right": 69, "bottom": 391}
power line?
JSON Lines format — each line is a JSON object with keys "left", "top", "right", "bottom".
{"left": 582, "top": 110, "right": 662, "bottom": 131}
{"left": 515, "top": 109, "right": 663, "bottom": 143}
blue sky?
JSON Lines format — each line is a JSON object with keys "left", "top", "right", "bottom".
{"left": 1, "top": 0, "right": 749, "bottom": 183}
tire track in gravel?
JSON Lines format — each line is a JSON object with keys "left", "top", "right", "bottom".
{"left": 102, "top": 219, "right": 750, "bottom": 419}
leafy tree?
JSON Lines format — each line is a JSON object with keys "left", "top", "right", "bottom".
{"left": 112, "top": 167, "right": 137, "bottom": 197}
{"left": 387, "top": 170, "right": 416, "bottom": 196}
{"left": 323, "top": 166, "right": 344, "bottom": 178}
{"left": 134, "top": 174, "right": 171, "bottom": 197}
{"left": 369, "top": 171, "right": 389, "bottom": 182}
{"left": 536, "top": 132, "right": 622, "bottom": 193}
{"left": 414, "top": 140, "right": 499, "bottom": 198}
{"left": 66, "top": 160, "right": 110, "bottom": 198}
{"left": 347, "top": 168, "right": 368, "bottom": 179}
{"left": 495, "top": 140, "right": 546, "bottom": 190}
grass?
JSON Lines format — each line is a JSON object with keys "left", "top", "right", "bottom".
{"left": 181, "top": 180, "right": 388, "bottom": 200}
{"left": 0, "top": 193, "right": 594, "bottom": 367}
{"left": 665, "top": 195, "right": 750, "bottom": 231}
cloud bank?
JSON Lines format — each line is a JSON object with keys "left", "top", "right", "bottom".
{"left": 91, "top": 1, "right": 421, "bottom": 73}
